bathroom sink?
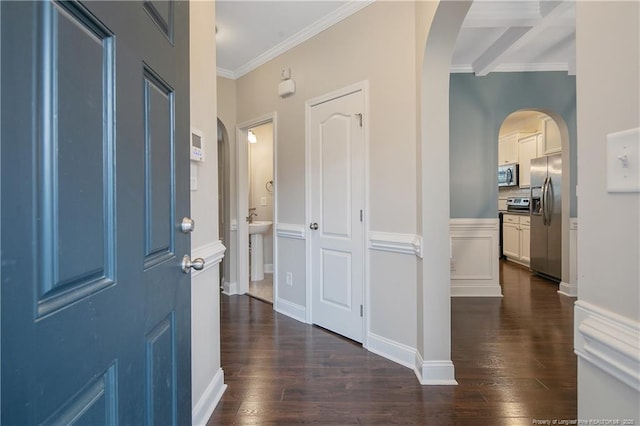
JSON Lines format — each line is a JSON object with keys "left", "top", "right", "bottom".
{"left": 249, "top": 220, "right": 272, "bottom": 235}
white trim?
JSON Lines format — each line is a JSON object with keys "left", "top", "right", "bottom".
{"left": 221, "top": 281, "right": 238, "bottom": 296}
{"left": 414, "top": 352, "right": 458, "bottom": 385}
{"left": 574, "top": 301, "right": 640, "bottom": 392}
{"left": 559, "top": 217, "right": 578, "bottom": 297}
{"left": 191, "top": 240, "right": 226, "bottom": 279}
{"left": 276, "top": 223, "right": 306, "bottom": 240}
{"left": 450, "top": 219, "right": 502, "bottom": 297}
{"left": 216, "top": 67, "right": 235, "bottom": 80}
{"left": 264, "top": 263, "right": 273, "bottom": 274}
{"left": 220, "top": 1, "right": 374, "bottom": 80}
{"left": 366, "top": 333, "right": 416, "bottom": 370}
{"left": 191, "top": 368, "right": 227, "bottom": 426}
{"left": 450, "top": 62, "right": 570, "bottom": 74}
{"left": 368, "top": 232, "right": 422, "bottom": 258}
{"left": 274, "top": 298, "right": 307, "bottom": 324}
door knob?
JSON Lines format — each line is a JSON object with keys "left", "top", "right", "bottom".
{"left": 309, "top": 222, "right": 319, "bottom": 230}
{"left": 181, "top": 255, "right": 205, "bottom": 274}
{"left": 181, "top": 217, "right": 195, "bottom": 233}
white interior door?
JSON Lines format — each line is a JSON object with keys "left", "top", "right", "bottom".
{"left": 309, "top": 90, "right": 365, "bottom": 342}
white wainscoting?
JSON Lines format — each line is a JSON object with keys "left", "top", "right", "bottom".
{"left": 368, "top": 231, "right": 422, "bottom": 257}
{"left": 450, "top": 219, "right": 501, "bottom": 297}
{"left": 192, "top": 368, "right": 227, "bottom": 426}
{"left": 191, "top": 240, "right": 226, "bottom": 279}
{"left": 575, "top": 301, "right": 640, "bottom": 392}
{"left": 559, "top": 218, "right": 578, "bottom": 297}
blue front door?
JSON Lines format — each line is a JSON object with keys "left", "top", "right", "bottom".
{"left": 1, "top": 1, "right": 191, "bottom": 424}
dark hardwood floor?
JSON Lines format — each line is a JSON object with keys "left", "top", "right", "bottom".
{"left": 208, "top": 260, "right": 577, "bottom": 425}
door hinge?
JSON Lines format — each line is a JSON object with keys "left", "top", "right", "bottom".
{"left": 355, "top": 113, "right": 363, "bottom": 127}
{"left": 359, "top": 209, "right": 363, "bottom": 222}
{"left": 360, "top": 304, "right": 363, "bottom": 317}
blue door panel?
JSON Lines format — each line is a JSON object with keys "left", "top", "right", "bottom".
{"left": 41, "top": 363, "right": 118, "bottom": 426}
{"left": 37, "top": 1, "right": 116, "bottom": 317}
{"left": 1, "top": 1, "right": 191, "bottom": 424}
{"left": 146, "top": 314, "right": 177, "bottom": 425}
{"left": 144, "top": 68, "right": 175, "bottom": 269}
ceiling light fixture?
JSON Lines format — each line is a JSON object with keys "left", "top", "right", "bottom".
{"left": 248, "top": 130, "right": 257, "bottom": 144}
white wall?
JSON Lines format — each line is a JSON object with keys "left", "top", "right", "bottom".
{"left": 190, "top": 2, "right": 226, "bottom": 424}
{"left": 575, "top": 1, "right": 639, "bottom": 421}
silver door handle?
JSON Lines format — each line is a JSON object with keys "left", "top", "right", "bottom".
{"left": 309, "top": 222, "right": 319, "bottom": 230}
{"left": 181, "top": 255, "right": 205, "bottom": 274}
{"left": 181, "top": 217, "right": 195, "bottom": 233}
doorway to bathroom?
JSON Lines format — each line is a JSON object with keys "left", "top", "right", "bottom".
{"left": 246, "top": 122, "right": 274, "bottom": 303}
{"left": 233, "top": 114, "right": 277, "bottom": 305}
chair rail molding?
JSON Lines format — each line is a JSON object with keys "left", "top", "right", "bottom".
{"left": 276, "top": 222, "right": 306, "bottom": 240}
{"left": 575, "top": 300, "right": 640, "bottom": 392}
{"left": 368, "top": 231, "right": 422, "bottom": 258}
{"left": 191, "top": 240, "right": 226, "bottom": 278}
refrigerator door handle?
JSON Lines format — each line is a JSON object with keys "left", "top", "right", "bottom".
{"left": 541, "top": 177, "right": 548, "bottom": 225}
{"left": 546, "top": 177, "right": 554, "bottom": 225}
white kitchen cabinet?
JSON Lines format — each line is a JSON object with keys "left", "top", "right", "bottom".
{"left": 502, "top": 214, "right": 530, "bottom": 266}
{"left": 498, "top": 133, "right": 519, "bottom": 165}
{"left": 541, "top": 117, "right": 562, "bottom": 155}
{"left": 517, "top": 133, "right": 541, "bottom": 188}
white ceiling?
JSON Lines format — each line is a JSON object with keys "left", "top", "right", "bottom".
{"left": 216, "top": 0, "right": 575, "bottom": 80}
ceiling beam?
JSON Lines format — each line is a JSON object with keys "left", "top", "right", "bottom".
{"left": 471, "top": 1, "right": 574, "bottom": 76}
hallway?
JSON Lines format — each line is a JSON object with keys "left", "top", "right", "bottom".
{"left": 208, "top": 261, "right": 577, "bottom": 424}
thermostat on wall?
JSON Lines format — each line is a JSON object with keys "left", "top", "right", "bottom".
{"left": 190, "top": 128, "right": 205, "bottom": 162}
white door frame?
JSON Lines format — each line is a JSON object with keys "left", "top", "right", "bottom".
{"left": 304, "top": 81, "right": 370, "bottom": 346}
{"left": 236, "top": 113, "right": 278, "bottom": 299}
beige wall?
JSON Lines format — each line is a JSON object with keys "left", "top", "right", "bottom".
{"left": 189, "top": 0, "right": 222, "bottom": 418}
{"left": 576, "top": 1, "right": 639, "bottom": 420}
{"left": 233, "top": 1, "right": 420, "bottom": 347}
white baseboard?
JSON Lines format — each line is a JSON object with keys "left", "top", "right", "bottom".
{"left": 558, "top": 281, "right": 577, "bottom": 297}
{"left": 451, "top": 285, "right": 503, "bottom": 297}
{"left": 264, "top": 263, "right": 273, "bottom": 274}
{"left": 450, "top": 219, "right": 501, "bottom": 297}
{"left": 366, "top": 332, "right": 416, "bottom": 369}
{"left": 192, "top": 368, "right": 227, "bottom": 426}
{"left": 575, "top": 301, "right": 640, "bottom": 392}
{"left": 221, "top": 281, "right": 237, "bottom": 296}
{"left": 274, "top": 298, "right": 307, "bottom": 323}
{"left": 414, "top": 352, "right": 458, "bottom": 385}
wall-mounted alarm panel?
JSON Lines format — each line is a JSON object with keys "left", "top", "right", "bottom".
{"left": 190, "top": 128, "right": 205, "bottom": 161}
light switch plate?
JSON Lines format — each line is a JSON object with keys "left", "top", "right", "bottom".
{"left": 261, "top": 196, "right": 267, "bottom": 206}
{"left": 607, "top": 127, "right": 640, "bottom": 192}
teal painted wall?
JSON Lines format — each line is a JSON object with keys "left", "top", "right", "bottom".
{"left": 449, "top": 72, "right": 577, "bottom": 218}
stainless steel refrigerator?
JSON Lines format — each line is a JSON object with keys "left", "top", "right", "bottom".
{"left": 530, "top": 154, "right": 562, "bottom": 281}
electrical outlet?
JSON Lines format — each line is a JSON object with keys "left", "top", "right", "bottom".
{"left": 450, "top": 259, "right": 456, "bottom": 272}
{"left": 286, "top": 272, "right": 293, "bottom": 286}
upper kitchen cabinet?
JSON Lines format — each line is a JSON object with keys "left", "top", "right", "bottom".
{"left": 518, "top": 133, "right": 542, "bottom": 188}
{"left": 499, "top": 132, "right": 526, "bottom": 165}
{"left": 541, "top": 116, "right": 562, "bottom": 155}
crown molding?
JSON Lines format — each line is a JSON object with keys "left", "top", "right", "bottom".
{"left": 220, "top": 0, "right": 375, "bottom": 80}
{"left": 216, "top": 67, "right": 235, "bottom": 80}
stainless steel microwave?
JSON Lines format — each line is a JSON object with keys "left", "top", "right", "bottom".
{"left": 498, "top": 163, "right": 518, "bottom": 187}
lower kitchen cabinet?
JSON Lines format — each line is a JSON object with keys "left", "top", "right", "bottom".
{"left": 503, "top": 214, "right": 530, "bottom": 266}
